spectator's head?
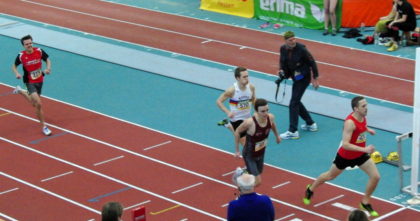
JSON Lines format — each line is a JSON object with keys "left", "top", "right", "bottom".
{"left": 283, "top": 31, "right": 296, "bottom": 48}
{"left": 101, "top": 202, "right": 123, "bottom": 221}
{"left": 347, "top": 209, "right": 369, "bottom": 221}
{"left": 236, "top": 173, "right": 256, "bottom": 194}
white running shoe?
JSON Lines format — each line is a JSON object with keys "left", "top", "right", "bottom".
{"left": 232, "top": 167, "right": 244, "bottom": 184}
{"left": 12, "top": 85, "right": 22, "bottom": 94}
{"left": 280, "top": 131, "right": 299, "bottom": 140}
{"left": 301, "top": 123, "right": 318, "bottom": 132}
{"left": 43, "top": 126, "right": 52, "bottom": 136}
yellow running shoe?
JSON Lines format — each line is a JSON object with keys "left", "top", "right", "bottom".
{"left": 387, "top": 42, "right": 398, "bottom": 52}
{"left": 360, "top": 202, "right": 379, "bottom": 217}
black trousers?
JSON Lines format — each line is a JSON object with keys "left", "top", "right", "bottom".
{"left": 288, "top": 78, "right": 314, "bottom": 132}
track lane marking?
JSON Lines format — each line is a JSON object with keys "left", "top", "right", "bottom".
{"left": 0, "top": 107, "right": 341, "bottom": 220}
{"left": 150, "top": 204, "right": 181, "bottom": 215}
{"left": 41, "top": 171, "right": 74, "bottom": 182}
{"left": 0, "top": 187, "right": 19, "bottom": 195}
{"left": 1, "top": 171, "right": 100, "bottom": 214}
{"left": 143, "top": 141, "right": 172, "bottom": 151}
{"left": 88, "top": 187, "right": 131, "bottom": 202}
{"left": 314, "top": 194, "right": 344, "bottom": 207}
{"left": 0, "top": 212, "right": 18, "bottom": 221}
{"left": 0, "top": 136, "right": 225, "bottom": 220}
{"left": 20, "top": 0, "right": 414, "bottom": 83}
{"left": 124, "top": 200, "right": 151, "bottom": 211}
{"left": 272, "top": 181, "right": 291, "bottom": 189}
{"left": 93, "top": 155, "right": 124, "bottom": 166}
{"left": 172, "top": 182, "right": 203, "bottom": 194}
{"left": 275, "top": 213, "right": 295, "bottom": 221}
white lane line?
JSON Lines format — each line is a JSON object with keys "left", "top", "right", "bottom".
{"left": 201, "top": 40, "right": 212, "bottom": 44}
{"left": 124, "top": 200, "right": 151, "bottom": 211}
{"left": 331, "top": 202, "right": 355, "bottom": 211}
{"left": 272, "top": 181, "right": 291, "bottom": 189}
{"left": 0, "top": 137, "right": 224, "bottom": 220}
{"left": 0, "top": 212, "right": 18, "bottom": 221}
{"left": 0, "top": 21, "right": 19, "bottom": 27}
{"left": 41, "top": 171, "right": 74, "bottom": 182}
{"left": 93, "top": 155, "right": 124, "bottom": 166}
{"left": 0, "top": 107, "right": 338, "bottom": 220}
{"left": 21, "top": 0, "right": 413, "bottom": 83}
{"left": 275, "top": 213, "right": 295, "bottom": 221}
{"left": 1, "top": 172, "right": 100, "bottom": 214}
{"left": 371, "top": 207, "right": 406, "bottom": 221}
{"left": 0, "top": 187, "right": 19, "bottom": 195}
{"left": 143, "top": 141, "right": 172, "bottom": 151}
{"left": 314, "top": 194, "right": 344, "bottom": 207}
{"left": 221, "top": 203, "right": 229, "bottom": 208}
{"left": 172, "top": 182, "right": 203, "bottom": 194}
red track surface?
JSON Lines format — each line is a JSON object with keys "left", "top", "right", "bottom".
{"left": 0, "top": 0, "right": 414, "bottom": 106}
{"left": 0, "top": 85, "right": 418, "bottom": 221}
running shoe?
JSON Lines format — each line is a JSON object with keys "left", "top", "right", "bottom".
{"left": 43, "top": 126, "right": 52, "bottom": 136}
{"left": 232, "top": 167, "right": 244, "bottom": 184}
{"left": 217, "top": 119, "right": 229, "bottom": 127}
{"left": 384, "top": 41, "right": 394, "bottom": 47}
{"left": 12, "top": 85, "right": 21, "bottom": 94}
{"left": 322, "top": 29, "right": 329, "bottom": 36}
{"left": 301, "top": 123, "right": 318, "bottom": 132}
{"left": 303, "top": 184, "right": 313, "bottom": 205}
{"left": 331, "top": 29, "right": 337, "bottom": 36}
{"left": 387, "top": 42, "right": 398, "bottom": 52}
{"left": 360, "top": 202, "right": 379, "bottom": 217}
{"left": 280, "top": 131, "right": 299, "bottom": 139}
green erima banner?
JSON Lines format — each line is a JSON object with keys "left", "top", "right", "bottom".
{"left": 255, "top": 0, "right": 342, "bottom": 30}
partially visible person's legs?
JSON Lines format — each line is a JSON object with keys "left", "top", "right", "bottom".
{"left": 16, "top": 83, "right": 51, "bottom": 135}
{"left": 358, "top": 158, "right": 380, "bottom": 204}
{"left": 323, "top": 0, "right": 338, "bottom": 35}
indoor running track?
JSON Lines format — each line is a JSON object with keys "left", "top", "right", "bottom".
{"left": 0, "top": 87, "right": 419, "bottom": 221}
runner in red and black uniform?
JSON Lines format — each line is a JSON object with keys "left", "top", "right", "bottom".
{"left": 303, "top": 96, "right": 381, "bottom": 217}
{"left": 12, "top": 35, "right": 52, "bottom": 136}
{"left": 234, "top": 98, "right": 281, "bottom": 187}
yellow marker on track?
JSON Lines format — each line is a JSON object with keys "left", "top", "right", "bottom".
{"left": 150, "top": 204, "right": 181, "bottom": 215}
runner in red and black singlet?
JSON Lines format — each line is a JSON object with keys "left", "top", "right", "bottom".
{"left": 234, "top": 98, "right": 281, "bottom": 187}
{"left": 303, "top": 96, "right": 381, "bottom": 217}
{"left": 16, "top": 47, "right": 49, "bottom": 84}
{"left": 12, "top": 35, "right": 53, "bottom": 136}
{"left": 337, "top": 114, "right": 367, "bottom": 160}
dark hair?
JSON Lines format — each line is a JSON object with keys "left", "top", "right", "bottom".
{"left": 351, "top": 96, "right": 365, "bottom": 110}
{"left": 102, "top": 202, "right": 123, "bottom": 221}
{"left": 348, "top": 209, "right": 369, "bottom": 221}
{"left": 20, "top": 35, "right": 33, "bottom": 45}
{"left": 234, "top": 66, "right": 247, "bottom": 79}
{"left": 254, "top": 98, "right": 268, "bottom": 111}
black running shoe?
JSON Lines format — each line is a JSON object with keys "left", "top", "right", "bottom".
{"left": 360, "top": 202, "right": 379, "bottom": 217}
{"left": 303, "top": 184, "right": 313, "bottom": 205}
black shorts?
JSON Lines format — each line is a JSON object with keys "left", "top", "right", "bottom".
{"left": 26, "top": 82, "right": 43, "bottom": 95}
{"left": 333, "top": 153, "right": 370, "bottom": 170}
{"left": 231, "top": 120, "right": 246, "bottom": 138}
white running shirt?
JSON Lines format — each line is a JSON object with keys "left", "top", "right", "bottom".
{"left": 229, "top": 82, "right": 253, "bottom": 122}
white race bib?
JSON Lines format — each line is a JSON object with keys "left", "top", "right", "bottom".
{"left": 30, "top": 69, "right": 42, "bottom": 80}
